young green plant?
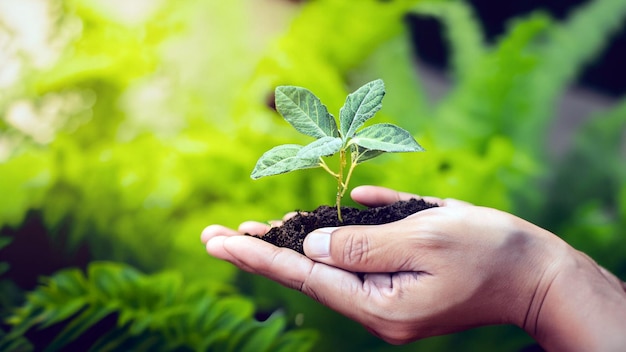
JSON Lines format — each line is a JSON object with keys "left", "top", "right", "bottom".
{"left": 251, "top": 79, "right": 424, "bottom": 222}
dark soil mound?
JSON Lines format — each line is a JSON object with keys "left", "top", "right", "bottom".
{"left": 253, "top": 198, "right": 437, "bottom": 254}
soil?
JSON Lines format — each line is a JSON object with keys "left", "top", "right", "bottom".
{"left": 252, "top": 198, "right": 438, "bottom": 254}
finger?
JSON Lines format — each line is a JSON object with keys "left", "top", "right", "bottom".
{"left": 206, "top": 235, "right": 312, "bottom": 288}
{"left": 201, "top": 224, "right": 240, "bottom": 244}
{"left": 205, "top": 233, "right": 400, "bottom": 327}
{"left": 206, "top": 233, "right": 362, "bottom": 298}
{"left": 283, "top": 211, "right": 300, "bottom": 221}
{"left": 351, "top": 185, "right": 445, "bottom": 207}
{"left": 303, "top": 223, "right": 419, "bottom": 273}
{"left": 238, "top": 221, "right": 271, "bottom": 236}
{"left": 237, "top": 212, "right": 303, "bottom": 236}
{"left": 352, "top": 185, "right": 473, "bottom": 208}
{"left": 269, "top": 219, "right": 284, "bottom": 227}
{"left": 440, "top": 198, "right": 473, "bottom": 207}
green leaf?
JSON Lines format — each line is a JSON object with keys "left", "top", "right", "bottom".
{"left": 0, "top": 329, "right": 33, "bottom": 352}
{"left": 272, "top": 329, "right": 319, "bottom": 352}
{"left": 238, "top": 312, "right": 286, "bottom": 352}
{"left": 297, "top": 137, "right": 343, "bottom": 159}
{"left": 351, "top": 123, "right": 424, "bottom": 152}
{"left": 354, "top": 146, "right": 383, "bottom": 164}
{"left": 275, "top": 86, "right": 339, "bottom": 138}
{"left": 0, "top": 235, "right": 12, "bottom": 250}
{"left": 251, "top": 145, "right": 320, "bottom": 179}
{"left": 411, "top": 1, "right": 485, "bottom": 82}
{"left": 87, "top": 326, "right": 132, "bottom": 352}
{"left": 51, "top": 269, "right": 89, "bottom": 297}
{"left": 339, "top": 79, "right": 385, "bottom": 139}
{"left": 44, "top": 305, "right": 115, "bottom": 352}
{"left": 39, "top": 298, "right": 88, "bottom": 328}
{"left": 0, "top": 236, "right": 12, "bottom": 275}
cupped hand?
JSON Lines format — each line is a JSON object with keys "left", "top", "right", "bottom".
{"left": 201, "top": 186, "right": 566, "bottom": 344}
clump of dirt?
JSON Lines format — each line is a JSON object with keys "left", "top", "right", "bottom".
{"left": 252, "top": 198, "right": 437, "bottom": 254}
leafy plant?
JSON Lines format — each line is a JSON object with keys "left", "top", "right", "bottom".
{"left": 2, "top": 0, "right": 625, "bottom": 351}
{"left": 251, "top": 79, "right": 423, "bottom": 221}
{"left": 1, "top": 262, "right": 317, "bottom": 352}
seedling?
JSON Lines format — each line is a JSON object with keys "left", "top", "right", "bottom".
{"left": 251, "top": 79, "right": 424, "bottom": 222}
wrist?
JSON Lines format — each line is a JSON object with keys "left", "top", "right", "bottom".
{"left": 524, "top": 243, "right": 626, "bottom": 351}
{"left": 496, "top": 222, "right": 571, "bottom": 330}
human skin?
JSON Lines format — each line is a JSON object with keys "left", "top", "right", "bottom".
{"left": 201, "top": 185, "right": 626, "bottom": 351}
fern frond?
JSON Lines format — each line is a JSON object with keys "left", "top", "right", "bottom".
{"left": 411, "top": 0, "right": 486, "bottom": 82}
{"left": 420, "top": 0, "right": 626, "bottom": 156}
{"left": 2, "top": 262, "right": 317, "bottom": 352}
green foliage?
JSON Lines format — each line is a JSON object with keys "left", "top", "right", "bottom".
{"left": 234, "top": 0, "right": 425, "bottom": 133}
{"left": 539, "top": 100, "right": 626, "bottom": 273}
{"left": 1, "top": 262, "right": 317, "bottom": 352}
{"left": 243, "top": 0, "right": 626, "bottom": 350}
{"left": 252, "top": 80, "right": 422, "bottom": 179}
{"left": 252, "top": 80, "right": 423, "bottom": 220}
{"left": 0, "top": 151, "right": 53, "bottom": 228}
{"left": 1, "top": 0, "right": 625, "bottom": 351}
{"left": 411, "top": 0, "right": 626, "bottom": 155}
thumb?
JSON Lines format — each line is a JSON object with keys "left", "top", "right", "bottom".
{"left": 303, "top": 224, "right": 413, "bottom": 272}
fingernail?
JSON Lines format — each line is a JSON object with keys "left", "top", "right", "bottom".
{"left": 304, "top": 227, "right": 336, "bottom": 258}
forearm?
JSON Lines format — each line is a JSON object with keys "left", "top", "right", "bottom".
{"left": 528, "top": 247, "right": 626, "bottom": 351}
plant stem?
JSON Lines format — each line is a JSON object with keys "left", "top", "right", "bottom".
{"left": 335, "top": 149, "right": 361, "bottom": 222}
{"left": 336, "top": 149, "right": 346, "bottom": 222}
{"left": 319, "top": 159, "right": 339, "bottom": 178}
{"left": 321, "top": 149, "right": 359, "bottom": 222}
{"left": 343, "top": 150, "right": 359, "bottom": 198}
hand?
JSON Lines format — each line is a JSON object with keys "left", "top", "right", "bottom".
{"left": 201, "top": 186, "right": 561, "bottom": 342}
{"left": 201, "top": 186, "right": 626, "bottom": 349}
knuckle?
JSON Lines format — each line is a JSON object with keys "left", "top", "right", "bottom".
{"left": 342, "top": 232, "right": 371, "bottom": 266}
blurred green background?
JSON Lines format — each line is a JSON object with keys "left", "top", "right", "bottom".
{"left": 1, "top": 0, "right": 625, "bottom": 351}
